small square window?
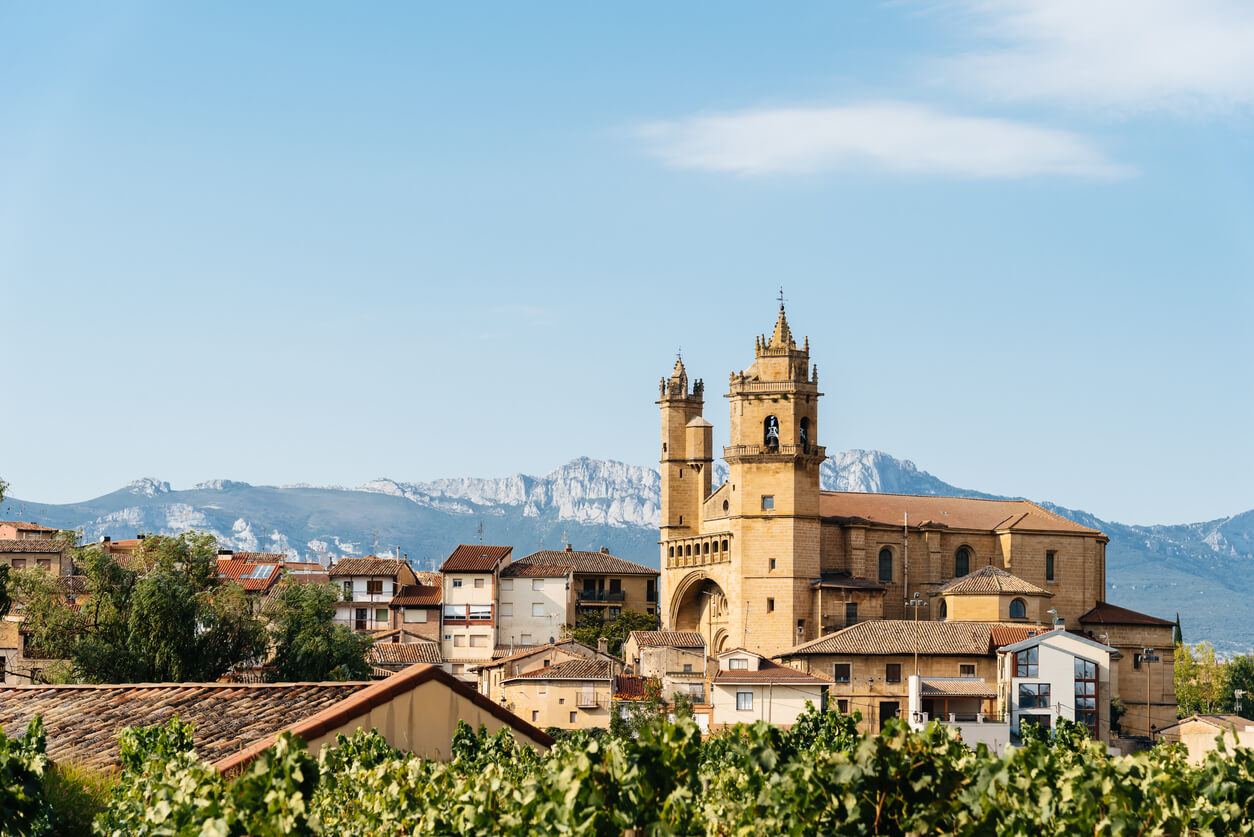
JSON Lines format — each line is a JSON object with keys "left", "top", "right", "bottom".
{"left": 761, "top": 495, "right": 775, "bottom": 511}
{"left": 683, "top": 663, "right": 692, "bottom": 673}
{"left": 959, "top": 664, "right": 976, "bottom": 677}
{"left": 770, "top": 558, "right": 776, "bottom": 570}
{"left": 767, "top": 598, "right": 775, "bottom": 612}
{"left": 501, "top": 579, "right": 513, "bottom": 591}
{"left": 736, "top": 691, "right": 753, "bottom": 711}
{"left": 532, "top": 603, "right": 546, "bottom": 617}
{"left": 367, "top": 579, "right": 383, "bottom": 595}
{"left": 501, "top": 603, "right": 513, "bottom": 617}
{"left": 885, "top": 663, "right": 901, "bottom": 683}
{"left": 454, "top": 635, "right": 466, "bottom": 647}
{"left": 837, "top": 699, "right": 849, "bottom": 713}
{"left": 834, "top": 663, "right": 851, "bottom": 683}
{"left": 452, "top": 579, "right": 463, "bottom": 588}
{"left": 375, "top": 608, "right": 387, "bottom": 623}
{"left": 729, "top": 658, "right": 749, "bottom": 670}
{"left": 569, "top": 711, "right": 577, "bottom": 724}
{"left": 474, "top": 577, "right": 485, "bottom": 588}
{"left": 532, "top": 710, "right": 539, "bottom": 722}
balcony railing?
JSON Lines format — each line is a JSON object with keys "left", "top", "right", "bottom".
{"left": 577, "top": 694, "right": 602, "bottom": 708}
{"left": 577, "top": 590, "right": 625, "bottom": 602}
{"left": 664, "top": 671, "right": 705, "bottom": 679}
{"left": 724, "top": 444, "right": 826, "bottom": 459}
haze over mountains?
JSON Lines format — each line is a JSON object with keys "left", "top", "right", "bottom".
{"left": 6, "top": 450, "right": 1248, "bottom": 651}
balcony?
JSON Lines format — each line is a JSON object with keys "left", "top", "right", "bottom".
{"left": 576, "top": 694, "right": 603, "bottom": 709}
{"left": 724, "top": 443, "right": 826, "bottom": 460}
{"left": 577, "top": 590, "right": 625, "bottom": 603}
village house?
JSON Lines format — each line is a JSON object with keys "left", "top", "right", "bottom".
{"left": 497, "top": 561, "right": 573, "bottom": 648}
{"left": 1077, "top": 601, "right": 1176, "bottom": 738}
{"left": 1158, "top": 715, "right": 1254, "bottom": 764}
{"left": 622, "top": 630, "right": 713, "bottom": 705}
{"left": 329, "top": 556, "right": 419, "bottom": 633}
{"left": 440, "top": 545, "right": 512, "bottom": 678}
{"left": 710, "top": 648, "right": 830, "bottom": 730}
{"left": 511, "top": 546, "right": 660, "bottom": 621}
{"left": 388, "top": 572, "right": 443, "bottom": 642}
{"left": 0, "top": 537, "right": 68, "bottom": 575}
{"left": 500, "top": 658, "right": 619, "bottom": 730}
{"left": 475, "top": 638, "right": 619, "bottom": 703}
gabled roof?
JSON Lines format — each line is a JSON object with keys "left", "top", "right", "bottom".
{"left": 502, "top": 659, "right": 613, "bottom": 683}
{"left": 328, "top": 557, "right": 410, "bottom": 578}
{"left": 440, "top": 545, "right": 512, "bottom": 573}
{"left": 934, "top": 566, "right": 1052, "bottom": 597}
{"left": 714, "top": 659, "right": 829, "bottom": 686}
{"left": 811, "top": 572, "right": 886, "bottom": 592}
{"left": 0, "top": 521, "right": 58, "bottom": 531}
{"left": 1078, "top": 601, "right": 1174, "bottom": 627}
{"left": 919, "top": 678, "right": 997, "bottom": 698}
{"left": 777, "top": 620, "right": 1047, "bottom": 658}
{"left": 1158, "top": 714, "right": 1254, "bottom": 735}
{"left": 390, "top": 582, "right": 442, "bottom": 606}
{"left": 0, "top": 539, "right": 63, "bottom": 554}
{"left": 996, "top": 626, "right": 1116, "bottom": 656}
{"left": 628, "top": 631, "right": 706, "bottom": 649}
{"left": 475, "top": 639, "right": 604, "bottom": 671}
{"left": 367, "top": 642, "right": 443, "bottom": 666}
{"left": 819, "top": 492, "right": 1102, "bottom": 536}
{"left": 230, "top": 552, "right": 289, "bottom": 563}
{"left": 217, "top": 559, "right": 284, "bottom": 591}
{"left": 514, "top": 548, "right": 658, "bottom": 576}
{"left": 500, "top": 562, "right": 571, "bottom": 578}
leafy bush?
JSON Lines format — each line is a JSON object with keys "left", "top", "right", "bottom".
{"left": 0, "top": 718, "right": 53, "bottom": 837}
{"left": 41, "top": 763, "right": 115, "bottom": 837}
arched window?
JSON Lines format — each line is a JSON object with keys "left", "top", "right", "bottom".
{"left": 877, "top": 547, "right": 893, "bottom": 583}
{"left": 955, "top": 547, "right": 971, "bottom": 577}
{"left": 712, "top": 540, "right": 719, "bottom": 553}
{"left": 703, "top": 542, "right": 710, "bottom": 555}
{"left": 722, "top": 539, "right": 729, "bottom": 553}
{"left": 764, "top": 415, "right": 780, "bottom": 450}
{"left": 939, "top": 599, "right": 948, "bottom": 619}
{"left": 799, "top": 417, "right": 811, "bottom": 450}
{"left": 685, "top": 544, "right": 691, "bottom": 557}
{"left": 1009, "top": 598, "right": 1027, "bottom": 619}
{"left": 668, "top": 546, "right": 674, "bottom": 558}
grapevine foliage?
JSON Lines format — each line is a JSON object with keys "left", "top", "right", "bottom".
{"left": 0, "top": 717, "right": 53, "bottom": 837}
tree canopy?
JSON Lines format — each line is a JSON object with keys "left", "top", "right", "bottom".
{"left": 262, "top": 580, "right": 373, "bottom": 682}
{"left": 567, "top": 609, "right": 659, "bottom": 657}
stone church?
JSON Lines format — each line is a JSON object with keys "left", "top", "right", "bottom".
{"left": 657, "top": 304, "right": 1111, "bottom": 658}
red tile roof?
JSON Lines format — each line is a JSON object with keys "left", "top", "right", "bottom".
{"left": 629, "top": 631, "right": 706, "bottom": 649}
{"left": 613, "top": 674, "right": 650, "bottom": 700}
{"left": 778, "top": 620, "right": 1048, "bottom": 658}
{"left": 919, "top": 678, "right": 997, "bottom": 698}
{"left": 502, "top": 659, "right": 613, "bottom": 683}
{"left": 1078, "top": 601, "right": 1174, "bottom": 627}
{"left": 328, "top": 557, "right": 411, "bottom": 578}
{"left": 714, "top": 658, "right": 830, "bottom": 686}
{"left": 440, "top": 545, "right": 512, "bottom": 573}
{"left": 515, "top": 548, "right": 657, "bottom": 576}
{"left": 819, "top": 492, "right": 1102, "bottom": 536}
{"left": 216, "top": 559, "right": 283, "bottom": 591}
{"left": 935, "top": 566, "right": 1052, "bottom": 597}
{"left": 500, "top": 562, "right": 572, "bottom": 578}
{"left": 0, "top": 521, "right": 58, "bottom": 531}
{"left": 390, "top": 583, "right": 442, "bottom": 606}
{"left": 367, "top": 642, "right": 443, "bottom": 666}
{"left": 230, "top": 552, "right": 289, "bottom": 563}
{"left": 0, "top": 539, "right": 63, "bottom": 554}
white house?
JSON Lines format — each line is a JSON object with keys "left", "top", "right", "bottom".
{"left": 328, "top": 557, "right": 418, "bottom": 633}
{"left": 439, "top": 544, "right": 513, "bottom": 678}
{"left": 710, "top": 648, "right": 829, "bottom": 729}
{"left": 497, "top": 562, "right": 572, "bottom": 649}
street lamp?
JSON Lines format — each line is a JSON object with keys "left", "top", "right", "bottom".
{"left": 1142, "top": 647, "right": 1161, "bottom": 739}
{"left": 904, "top": 593, "right": 929, "bottom": 675}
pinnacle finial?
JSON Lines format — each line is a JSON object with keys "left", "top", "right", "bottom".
{"left": 768, "top": 302, "right": 795, "bottom": 350}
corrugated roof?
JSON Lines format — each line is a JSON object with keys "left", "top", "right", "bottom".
{"left": 777, "top": 620, "right": 1047, "bottom": 658}
{"left": 935, "top": 566, "right": 1052, "bottom": 597}
{"left": 503, "top": 659, "right": 613, "bottom": 682}
{"left": 367, "top": 642, "right": 442, "bottom": 666}
{"left": 819, "top": 492, "right": 1102, "bottom": 535}
{"left": 0, "top": 682, "right": 366, "bottom": 770}
{"left": 514, "top": 548, "right": 658, "bottom": 577}
{"left": 328, "top": 557, "right": 411, "bottom": 578}
{"left": 391, "top": 583, "right": 442, "bottom": 606}
{"left": 919, "top": 678, "right": 997, "bottom": 698}
{"left": 1078, "top": 601, "right": 1175, "bottom": 627}
{"left": 0, "top": 539, "right": 63, "bottom": 554}
{"left": 629, "top": 631, "right": 706, "bottom": 649}
{"left": 440, "top": 545, "right": 512, "bottom": 573}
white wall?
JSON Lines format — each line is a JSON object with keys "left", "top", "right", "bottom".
{"left": 442, "top": 571, "right": 498, "bottom": 665}
{"left": 711, "top": 683, "right": 823, "bottom": 727}
{"left": 498, "top": 574, "right": 569, "bottom": 647}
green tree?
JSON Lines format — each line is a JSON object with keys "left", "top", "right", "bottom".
{"left": 263, "top": 581, "right": 373, "bottom": 681}
{"left": 567, "top": 609, "right": 659, "bottom": 656}
{"left": 0, "top": 564, "right": 11, "bottom": 621}
{"left": 1226, "top": 654, "right": 1254, "bottom": 720}
{"left": 1175, "top": 641, "right": 1230, "bottom": 716}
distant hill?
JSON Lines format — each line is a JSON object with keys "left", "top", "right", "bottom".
{"left": 6, "top": 450, "right": 1249, "bottom": 651}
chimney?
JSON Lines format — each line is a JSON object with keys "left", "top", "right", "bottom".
{"left": 565, "top": 544, "right": 573, "bottom": 553}
{"left": 600, "top": 546, "right": 609, "bottom": 554}
{"left": 100, "top": 536, "right": 110, "bottom": 543}
{"left": 597, "top": 637, "right": 608, "bottom": 655}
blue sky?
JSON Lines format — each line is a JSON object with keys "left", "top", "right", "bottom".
{"left": 1, "top": 1, "right": 1251, "bottom": 525}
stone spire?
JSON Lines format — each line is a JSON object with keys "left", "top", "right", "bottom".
{"left": 768, "top": 304, "right": 796, "bottom": 350}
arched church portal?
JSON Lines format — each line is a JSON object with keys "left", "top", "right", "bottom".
{"left": 671, "top": 573, "right": 730, "bottom": 641}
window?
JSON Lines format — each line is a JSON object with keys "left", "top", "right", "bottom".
{"left": 469, "top": 635, "right": 489, "bottom": 648}
{"left": 767, "top": 598, "right": 775, "bottom": 612}
{"left": 1046, "top": 551, "right": 1056, "bottom": 582}
{"left": 474, "top": 577, "right": 485, "bottom": 588}
{"left": 722, "top": 539, "right": 729, "bottom": 552}
{"left": 1075, "top": 658, "right": 1098, "bottom": 735}
{"left": 343, "top": 581, "right": 352, "bottom": 599}
{"left": 729, "top": 657, "right": 749, "bottom": 670}
{"left": 736, "top": 691, "right": 754, "bottom": 711}
{"left": 1018, "top": 683, "right": 1051, "bottom": 709}
{"left": 770, "top": 558, "right": 776, "bottom": 570}
{"left": 375, "top": 608, "right": 388, "bottom": 623}
{"left": 837, "top": 699, "right": 849, "bottom": 713}
{"left": 761, "top": 495, "right": 775, "bottom": 511}
{"left": 11, "top": 559, "right": 25, "bottom": 570}
{"left": 452, "top": 579, "right": 463, "bottom": 588}
{"left": 36, "top": 559, "right": 51, "bottom": 571}
{"left": 1009, "top": 598, "right": 1027, "bottom": 619}
{"left": 404, "top": 609, "right": 428, "bottom": 623}
{"left": 520, "top": 633, "right": 532, "bottom": 644}
{"left": 799, "top": 416, "right": 810, "bottom": 449}
{"left": 569, "top": 711, "right": 577, "bottom": 724}
{"left": 939, "top": 600, "right": 947, "bottom": 619}
{"left": 1133, "top": 652, "right": 1142, "bottom": 670}
{"left": 443, "top": 604, "right": 468, "bottom": 620}
{"left": 668, "top": 546, "right": 674, "bottom": 558}
{"left": 532, "top": 711, "right": 539, "bottom": 723}
{"left": 959, "top": 664, "right": 976, "bottom": 677}
{"left": 501, "top": 579, "right": 513, "bottom": 591}
{"left": 542, "top": 658, "right": 550, "bottom": 667}
{"left": 712, "top": 541, "right": 719, "bottom": 553}
{"left": 609, "top": 578, "right": 622, "bottom": 593}
{"left": 454, "top": 635, "right": 466, "bottom": 647}
{"left": 608, "top": 607, "right": 621, "bottom": 618}
{"left": 834, "top": 663, "right": 851, "bottom": 683}
{"left": 1015, "top": 647, "right": 1039, "bottom": 677}
{"left": 845, "top": 601, "right": 858, "bottom": 626}
{"left": 538, "top": 683, "right": 547, "bottom": 695}
{"left": 885, "top": 663, "right": 901, "bottom": 683}
{"left": 763, "top": 415, "right": 780, "bottom": 449}
{"left": 532, "top": 579, "right": 545, "bottom": 591}
{"left": 367, "top": 579, "right": 383, "bottom": 595}
{"left": 532, "top": 603, "right": 546, "bottom": 617}
{"left": 469, "top": 604, "right": 492, "bottom": 621}
{"left": 955, "top": 547, "right": 971, "bottom": 577}
{"left": 683, "top": 663, "right": 693, "bottom": 673}
{"left": 500, "top": 603, "right": 513, "bottom": 617}
{"left": 878, "top": 548, "right": 893, "bottom": 583}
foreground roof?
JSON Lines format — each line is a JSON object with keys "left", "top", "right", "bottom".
{"left": 777, "top": 620, "right": 1047, "bottom": 658}
{"left": 514, "top": 548, "right": 658, "bottom": 576}
{"left": 0, "top": 682, "right": 366, "bottom": 770}
{"left": 1078, "top": 601, "right": 1174, "bottom": 627}
{"left": 629, "top": 630, "right": 706, "bottom": 649}
{"left": 328, "top": 557, "right": 410, "bottom": 578}
{"left": 502, "top": 659, "right": 613, "bottom": 683}
{"left": 440, "top": 545, "right": 512, "bottom": 573}
{"left": 934, "top": 566, "right": 1052, "bottom": 597}
{"left": 819, "top": 492, "right": 1102, "bottom": 536}
{"left": 1159, "top": 714, "right": 1254, "bottom": 734}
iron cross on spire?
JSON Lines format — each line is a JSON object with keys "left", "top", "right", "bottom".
{"left": 778, "top": 286, "right": 786, "bottom": 307}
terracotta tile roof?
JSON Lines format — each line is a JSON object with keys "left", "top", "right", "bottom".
{"left": 1078, "top": 601, "right": 1175, "bottom": 627}
{"left": 919, "top": 678, "right": 997, "bottom": 698}
{"left": 440, "top": 545, "right": 512, "bottom": 573}
{"left": 0, "top": 522, "right": 58, "bottom": 532}
{"left": 514, "top": 548, "right": 658, "bottom": 576}
{"left": 216, "top": 559, "right": 283, "bottom": 591}
{"left": 0, "top": 539, "right": 63, "bottom": 554}
{"left": 493, "top": 644, "right": 543, "bottom": 659}
{"left": 614, "top": 674, "right": 650, "bottom": 700}
{"left": 367, "top": 642, "right": 442, "bottom": 666}
{"left": 328, "top": 557, "right": 411, "bottom": 578}
{"left": 0, "top": 682, "right": 366, "bottom": 770}
{"left": 629, "top": 631, "right": 706, "bottom": 649}
{"left": 413, "top": 570, "right": 442, "bottom": 585}
{"left": 230, "top": 552, "right": 289, "bottom": 563}
{"left": 819, "top": 492, "right": 1102, "bottom": 536}
{"left": 500, "top": 562, "right": 571, "bottom": 578}
{"left": 502, "top": 659, "right": 613, "bottom": 683}
{"left": 390, "top": 583, "right": 442, "bottom": 607}
{"left": 934, "top": 566, "right": 1052, "bottom": 597}
{"left": 55, "top": 576, "right": 89, "bottom": 595}
{"left": 282, "top": 562, "right": 327, "bottom": 573}
{"left": 477, "top": 640, "right": 610, "bottom": 671}
{"left": 714, "top": 659, "right": 830, "bottom": 686}
{"left": 1160, "top": 714, "right": 1254, "bottom": 734}
{"left": 777, "top": 620, "right": 1048, "bottom": 658}
{"left": 811, "top": 572, "right": 886, "bottom": 591}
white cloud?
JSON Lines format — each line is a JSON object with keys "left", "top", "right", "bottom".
{"left": 939, "top": 0, "right": 1254, "bottom": 111}
{"left": 637, "top": 102, "right": 1130, "bottom": 179}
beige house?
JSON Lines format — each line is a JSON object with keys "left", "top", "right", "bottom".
{"left": 931, "top": 566, "right": 1054, "bottom": 623}
{"left": 710, "top": 648, "right": 829, "bottom": 729}
{"left": 501, "top": 659, "right": 616, "bottom": 730}
{"left": 0, "top": 539, "right": 67, "bottom": 575}
{"left": 1078, "top": 602, "right": 1176, "bottom": 738}
{"left": 475, "top": 639, "right": 618, "bottom": 703}
{"left": 329, "top": 557, "right": 418, "bottom": 633}
{"left": 388, "top": 574, "right": 442, "bottom": 642}
{"left": 440, "top": 545, "right": 512, "bottom": 678}
{"left": 497, "top": 562, "right": 573, "bottom": 648}
{"left": 510, "top": 546, "right": 660, "bottom": 622}
{"left": 622, "top": 630, "right": 713, "bottom": 705}
{"left": 1158, "top": 715, "right": 1254, "bottom": 764}
{"left": 0, "top": 521, "right": 62, "bottom": 541}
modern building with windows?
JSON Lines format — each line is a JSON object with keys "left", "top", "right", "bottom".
{"left": 998, "top": 628, "right": 1117, "bottom": 741}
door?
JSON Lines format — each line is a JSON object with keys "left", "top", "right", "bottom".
{"left": 354, "top": 608, "right": 367, "bottom": 631}
{"left": 879, "top": 701, "right": 900, "bottom": 731}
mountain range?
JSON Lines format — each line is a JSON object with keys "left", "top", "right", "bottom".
{"left": 5, "top": 450, "right": 1248, "bottom": 651}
